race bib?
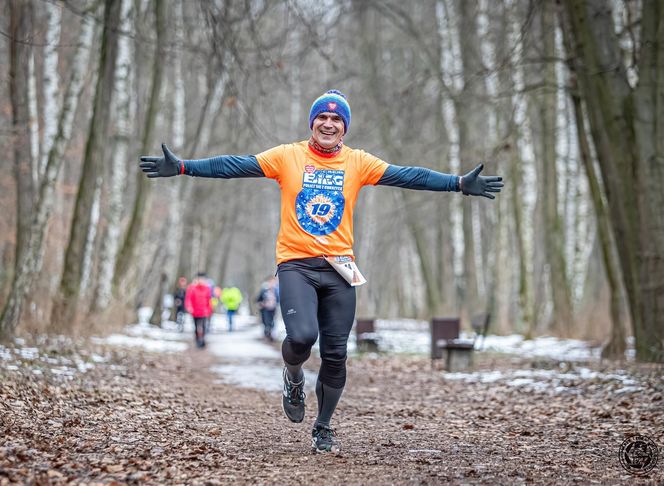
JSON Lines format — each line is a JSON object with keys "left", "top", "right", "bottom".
{"left": 324, "top": 256, "right": 367, "bottom": 287}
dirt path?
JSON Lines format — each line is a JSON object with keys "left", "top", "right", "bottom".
{"left": 1, "top": 337, "right": 662, "bottom": 484}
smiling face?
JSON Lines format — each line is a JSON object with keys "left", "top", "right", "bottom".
{"left": 311, "top": 112, "right": 345, "bottom": 149}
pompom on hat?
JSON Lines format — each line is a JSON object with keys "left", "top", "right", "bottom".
{"left": 309, "top": 89, "right": 351, "bottom": 134}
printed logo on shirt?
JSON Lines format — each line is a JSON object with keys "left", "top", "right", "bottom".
{"left": 305, "top": 164, "right": 315, "bottom": 174}
{"left": 302, "top": 170, "right": 344, "bottom": 191}
{"left": 296, "top": 169, "right": 345, "bottom": 236}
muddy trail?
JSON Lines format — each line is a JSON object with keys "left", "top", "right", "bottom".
{"left": 1, "top": 329, "right": 663, "bottom": 485}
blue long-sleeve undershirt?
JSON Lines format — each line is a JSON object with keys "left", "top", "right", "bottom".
{"left": 180, "top": 155, "right": 460, "bottom": 192}
{"left": 377, "top": 165, "right": 460, "bottom": 192}
{"left": 181, "top": 155, "right": 264, "bottom": 178}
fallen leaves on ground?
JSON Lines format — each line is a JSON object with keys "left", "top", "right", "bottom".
{"left": 1, "top": 337, "right": 663, "bottom": 485}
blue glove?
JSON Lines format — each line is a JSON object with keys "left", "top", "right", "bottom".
{"left": 460, "top": 164, "right": 503, "bottom": 199}
{"left": 139, "top": 143, "right": 182, "bottom": 178}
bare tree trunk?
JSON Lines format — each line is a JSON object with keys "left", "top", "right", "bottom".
{"left": 632, "top": 1, "right": 664, "bottom": 361}
{"left": 573, "top": 94, "right": 627, "bottom": 358}
{"left": 39, "top": 1, "right": 62, "bottom": 180}
{"left": 493, "top": 0, "right": 532, "bottom": 334}
{"left": 149, "top": 272, "right": 169, "bottom": 326}
{"left": 0, "top": 16, "right": 96, "bottom": 338}
{"left": 51, "top": 0, "right": 122, "bottom": 331}
{"left": 9, "top": 0, "right": 34, "bottom": 279}
{"left": 563, "top": 0, "right": 664, "bottom": 361}
{"left": 510, "top": 132, "right": 532, "bottom": 334}
{"left": 173, "top": 71, "right": 228, "bottom": 284}
{"left": 92, "top": 0, "right": 133, "bottom": 312}
{"left": 398, "top": 192, "right": 442, "bottom": 315}
{"left": 27, "top": 52, "right": 39, "bottom": 189}
{"left": 455, "top": 0, "right": 486, "bottom": 321}
{"left": 560, "top": 14, "right": 627, "bottom": 358}
{"left": 161, "top": 0, "right": 187, "bottom": 295}
{"left": 114, "top": 0, "right": 167, "bottom": 290}
{"left": 538, "top": 3, "right": 574, "bottom": 335}
{"left": 432, "top": 0, "right": 456, "bottom": 315}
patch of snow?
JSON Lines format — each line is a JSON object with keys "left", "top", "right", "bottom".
{"left": 75, "top": 359, "right": 96, "bottom": 373}
{"left": 442, "top": 367, "right": 644, "bottom": 394}
{"left": 50, "top": 366, "right": 75, "bottom": 377}
{"left": 614, "top": 386, "right": 644, "bottom": 395}
{"left": 0, "top": 346, "right": 12, "bottom": 361}
{"left": 211, "top": 363, "right": 316, "bottom": 392}
{"left": 17, "top": 347, "right": 40, "bottom": 360}
{"left": 124, "top": 324, "right": 190, "bottom": 342}
{"left": 93, "top": 334, "right": 188, "bottom": 353}
{"left": 207, "top": 325, "right": 280, "bottom": 360}
{"left": 478, "top": 334, "right": 602, "bottom": 361}
{"left": 346, "top": 319, "right": 608, "bottom": 362}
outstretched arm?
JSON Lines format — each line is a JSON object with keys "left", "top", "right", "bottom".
{"left": 377, "top": 163, "right": 503, "bottom": 199}
{"left": 139, "top": 143, "right": 265, "bottom": 179}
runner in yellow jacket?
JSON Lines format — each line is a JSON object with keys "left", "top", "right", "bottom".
{"left": 220, "top": 287, "right": 242, "bottom": 332}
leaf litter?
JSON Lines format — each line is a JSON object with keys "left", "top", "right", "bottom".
{"left": 1, "top": 335, "right": 663, "bottom": 484}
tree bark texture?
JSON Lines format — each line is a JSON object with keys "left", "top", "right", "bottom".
{"left": 455, "top": 0, "right": 486, "bottom": 320}
{"left": 39, "top": 1, "right": 62, "bottom": 180}
{"left": 538, "top": 2, "right": 574, "bottom": 335}
{"left": 9, "top": 0, "right": 34, "bottom": 278}
{"left": 560, "top": 12, "right": 628, "bottom": 358}
{"left": 114, "top": 0, "right": 167, "bottom": 291}
{"left": 563, "top": 0, "right": 664, "bottom": 361}
{"left": 0, "top": 15, "right": 96, "bottom": 337}
{"left": 92, "top": 0, "right": 133, "bottom": 312}
{"left": 51, "top": 0, "right": 122, "bottom": 331}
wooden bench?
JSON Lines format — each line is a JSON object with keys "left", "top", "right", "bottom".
{"left": 355, "top": 318, "right": 379, "bottom": 353}
{"left": 431, "top": 317, "right": 474, "bottom": 371}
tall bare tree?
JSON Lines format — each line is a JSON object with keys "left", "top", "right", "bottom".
{"left": 533, "top": 2, "right": 574, "bottom": 335}
{"left": 113, "top": 0, "right": 166, "bottom": 292}
{"left": 455, "top": 0, "right": 488, "bottom": 320}
{"left": 9, "top": 0, "right": 34, "bottom": 279}
{"left": 563, "top": 0, "right": 664, "bottom": 362}
{"left": 0, "top": 12, "right": 96, "bottom": 337}
{"left": 39, "top": 2, "right": 62, "bottom": 181}
{"left": 92, "top": 0, "right": 133, "bottom": 312}
{"left": 51, "top": 0, "right": 122, "bottom": 330}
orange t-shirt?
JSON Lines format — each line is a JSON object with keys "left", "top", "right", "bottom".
{"left": 256, "top": 141, "right": 389, "bottom": 264}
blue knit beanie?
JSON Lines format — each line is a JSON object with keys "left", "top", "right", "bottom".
{"left": 309, "top": 89, "right": 351, "bottom": 134}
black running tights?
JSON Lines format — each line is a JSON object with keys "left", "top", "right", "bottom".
{"left": 277, "top": 257, "right": 356, "bottom": 389}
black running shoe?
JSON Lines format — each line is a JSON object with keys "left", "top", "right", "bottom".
{"left": 282, "top": 368, "right": 305, "bottom": 423}
{"left": 311, "top": 424, "right": 341, "bottom": 454}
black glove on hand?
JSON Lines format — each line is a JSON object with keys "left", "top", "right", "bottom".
{"left": 139, "top": 143, "right": 182, "bottom": 178}
{"left": 460, "top": 163, "right": 504, "bottom": 199}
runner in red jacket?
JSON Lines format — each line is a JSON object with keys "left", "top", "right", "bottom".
{"left": 185, "top": 272, "right": 212, "bottom": 348}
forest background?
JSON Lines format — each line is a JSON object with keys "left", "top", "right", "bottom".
{"left": 1, "top": 0, "right": 662, "bottom": 363}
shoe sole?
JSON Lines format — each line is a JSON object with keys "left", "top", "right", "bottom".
{"left": 311, "top": 438, "right": 341, "bottom": 454}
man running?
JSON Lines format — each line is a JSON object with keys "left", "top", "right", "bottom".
{"left": 139, "top": 89, "right": 503, "bottom": 453}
